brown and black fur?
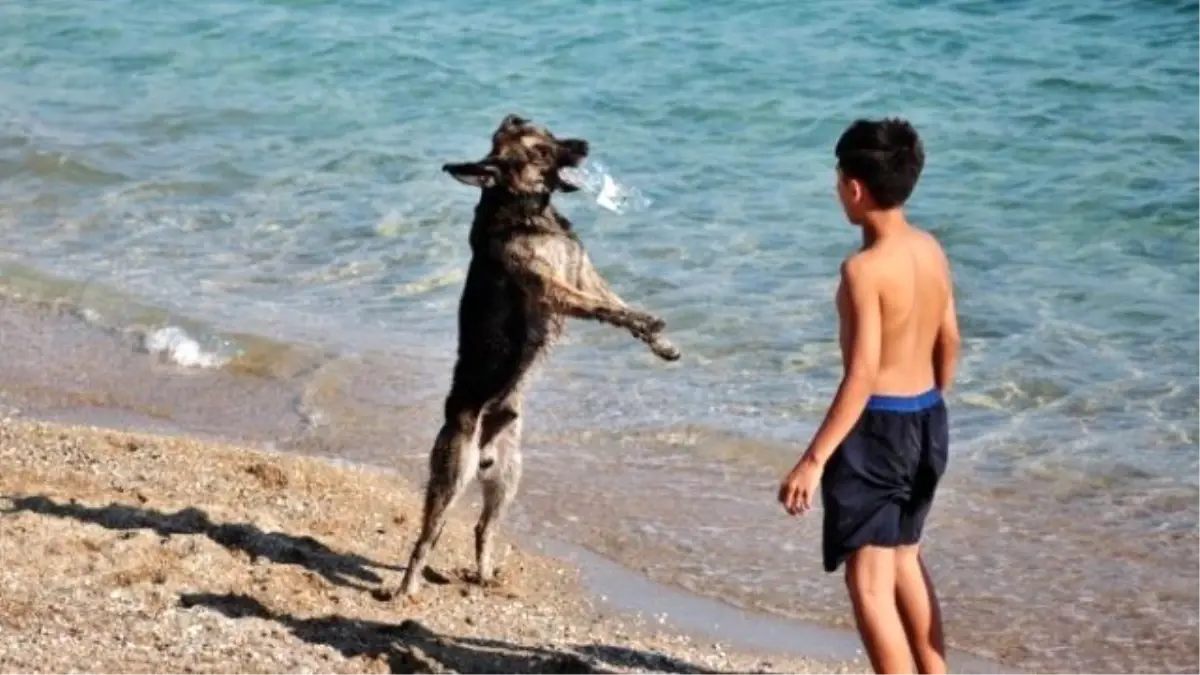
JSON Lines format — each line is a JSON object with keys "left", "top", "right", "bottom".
{"left": 391, "top": 114, "right": 679, "bottom": 598}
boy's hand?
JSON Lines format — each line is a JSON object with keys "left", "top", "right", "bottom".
{"left": 778, "top": 456, "right": 824, "bottom": 516}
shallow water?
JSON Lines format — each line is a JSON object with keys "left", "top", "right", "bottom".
{"left": 0, "top": 0, "right": 1197, "bottom": 672}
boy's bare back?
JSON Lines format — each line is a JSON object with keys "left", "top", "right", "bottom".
{"left": 837, "top": 227, "right": 958, "bottom": 397}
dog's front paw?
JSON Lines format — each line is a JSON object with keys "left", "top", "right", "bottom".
{"left": 649, "top": 335, "right": 681, "bottom": 362}
{"left": 642, "top": 314, "right": 667, "bottom": 335}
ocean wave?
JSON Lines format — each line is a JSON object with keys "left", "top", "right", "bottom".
{"left": 0, "top": 148, "right": 127, "bottom": 186}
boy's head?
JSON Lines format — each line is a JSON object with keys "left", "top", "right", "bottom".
{"left": 834, "top": 118, "right": 924, "bottom": 225}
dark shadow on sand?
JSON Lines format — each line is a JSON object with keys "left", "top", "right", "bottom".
{"left": 179, "top": 591, "right": 726, "bottom": 674}
{"left": 1, "top": 494, "right": 400, "bottom": 589}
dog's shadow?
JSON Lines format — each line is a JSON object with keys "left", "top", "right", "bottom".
{"left": 180, "top": 591, "right": 724, "bottom": 674}
{"left": 0, "top": 494, "right": 400, "bottom": 589}
{"left": 4, "top": 494, "right": 732, "bottom": 673}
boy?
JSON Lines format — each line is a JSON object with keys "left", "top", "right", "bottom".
{"left": 778, "top": 118, "right": 961, "bottom": 675}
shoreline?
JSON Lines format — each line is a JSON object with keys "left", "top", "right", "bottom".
{"left": 0, "top": 411, "right": 1019, "bottom": 673}
{"left": 530, "top": 538, "right": 1015, "bottom": 674}
{"left": 0, "top": 415, "right": 869, "bottom": 674}
{"left": 0, "top": 291, "right": 1012, "bottom": 667}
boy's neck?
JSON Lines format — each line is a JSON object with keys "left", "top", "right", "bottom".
{"left": 859, "top": 208, "right": 910, "bottom": 247}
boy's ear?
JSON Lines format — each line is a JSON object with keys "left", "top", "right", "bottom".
{"left": 846, "top": 176, "right": 866, "bottom": 204}
{"left": 442, "top": 160, "right": 503, "bottom": 189}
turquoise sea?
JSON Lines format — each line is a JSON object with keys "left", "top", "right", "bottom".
{"left": 0, "top": 1, "right": 1197, "bottom": 672}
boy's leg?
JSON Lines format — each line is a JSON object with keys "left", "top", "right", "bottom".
{"left": 895, "top": 399, "right": 949, "bottom": 673}
{"left": 845, "top": 545, "right": 914, "bottom": 674}
{"left": 895, "top": 544, "right": 947, "bottom": 674}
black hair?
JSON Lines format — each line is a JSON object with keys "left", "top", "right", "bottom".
{"left": 835, "top": 118, "right": 924, "bottom": 209}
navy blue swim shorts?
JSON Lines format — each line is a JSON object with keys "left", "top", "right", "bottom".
{"left": 821, "top": 389, "right": 949, "bottom": 573}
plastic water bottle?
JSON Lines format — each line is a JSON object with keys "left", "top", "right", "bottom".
{"left": 559, "top": 160, "right": 652, "bottom": 215}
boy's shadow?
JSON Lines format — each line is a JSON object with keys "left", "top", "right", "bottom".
{"left": 1, "top": 494, "right": 400, "bottom": 589}
{"left": 179, "top": 592, "right": 723, "bottom": 674}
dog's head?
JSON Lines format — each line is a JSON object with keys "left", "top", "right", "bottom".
{"left": 442, "top": 114, "right": 589, "bottom": 196}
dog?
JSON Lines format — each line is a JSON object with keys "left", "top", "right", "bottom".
{"left": 389, "top": 114, "right": 680, "bottom": 599}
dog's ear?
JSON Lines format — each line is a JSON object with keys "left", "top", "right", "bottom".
{"left": 442, "top": 160, "right": 503, "bottom": 189}
{"left": 501, "top": 114, "right": 528, "bottom": 130}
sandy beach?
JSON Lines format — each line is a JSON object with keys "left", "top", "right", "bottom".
{"left": 0, "top": 416, "right": 869, "bottom": 674}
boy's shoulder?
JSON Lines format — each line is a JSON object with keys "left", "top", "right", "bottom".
{"left": 839, "top": 227, "right": 950, "bottom": 290}
{"left": 835, "top": 251, "right": 884, "bottom": 309}
{"left": 838, "top": 245, "right": 887, "bottom": 285}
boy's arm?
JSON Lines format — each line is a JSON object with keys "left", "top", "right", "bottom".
{"left": 933, "top": 271, "right": 961, "bottom": 392}
{"left": 799, "top": 258, "right": 881, "bottom": 467}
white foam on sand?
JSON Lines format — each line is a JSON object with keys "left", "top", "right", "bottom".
{"left": 139, "top": 326, "right": 229, "bottom": 369}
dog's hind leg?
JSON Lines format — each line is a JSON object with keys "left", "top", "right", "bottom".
{"left": 395, "top": 397, "right": 483, "bottom": 599}
{"left": 474, "top": 398, "right": 523, "bottom": 586}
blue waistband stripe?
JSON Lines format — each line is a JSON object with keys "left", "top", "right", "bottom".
{"left": 865, "top": 389, "right": 943, "bottom": 413}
